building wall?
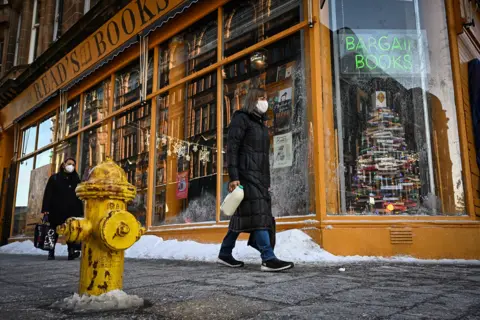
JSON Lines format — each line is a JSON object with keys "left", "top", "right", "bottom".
{"left": 0, "top": 0, "right": 93, "bottom": 79}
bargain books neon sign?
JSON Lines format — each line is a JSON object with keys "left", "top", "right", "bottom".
{"left": 339, "top": 30, "right": 429, "bottom": 76}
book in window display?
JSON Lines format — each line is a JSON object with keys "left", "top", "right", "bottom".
{"left": 350, "top": 91, "right": 421, "bottom": 215}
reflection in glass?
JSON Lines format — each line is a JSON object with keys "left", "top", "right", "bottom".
{"left": 37, "top": 114, "right": 56, "bottom": 150}
{"left": 13, "top": 158, "right": 34, "bottom": 236}
{"left": 325, "top": 0, "right": 465, "bottom": 215}
{"left": 112, "top": 103, "right": 151, "bottom": 226}
{"left": 158, "top": 13, "right": 217, "bottom": 89}
{"left": 83, "top": 80, "right": 111, "bottom": 127}
{"left": 54, "top": 137, "right": 78, "bottom": 172}
{"left": 79, "top": 125, "right": 107, "bottom": 181}
{"left": 221, "top": 31, "right": 313, "bottom": 219}
{"left": 35, "top": 148, "right": 53, "bottom": 169}
{"left": 152, "top": 84, "right": 217, "bottom": 225}
{"left": 223, "top": 0, "right": 301, "bottom": 57}
{"left": 114, "top": 53, "right": 153, "bottom": 111}
{"left": 66, "top": 98, "right": 80, "bottom": 135}
{"left": 21, "top": 126, "right": 37, "bottom": 157}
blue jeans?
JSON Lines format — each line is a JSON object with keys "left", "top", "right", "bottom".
{"left": 219, "top": 230, "right": 276, "bottom": 262}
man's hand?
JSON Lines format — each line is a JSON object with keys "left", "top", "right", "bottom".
{"left": 229, "top": 180, "right": 240, "bottom": 193}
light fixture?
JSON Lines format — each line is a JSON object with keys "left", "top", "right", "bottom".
{"left": 250, "top": 50, "right": 268, "bottom": 70}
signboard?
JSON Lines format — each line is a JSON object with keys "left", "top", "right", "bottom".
{"left": 0, "top": 0, "right": 187, "bottom": 129}
{"left": 273, "top": 132, "right": 293, "bottom": 169}
{"left": 176, "top": 171, "right": 189, "bottom": 199}
{"left": 339, "top": 29, "right": 429, "bottom": 76}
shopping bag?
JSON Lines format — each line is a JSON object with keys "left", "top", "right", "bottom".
{"left": 33, "top": 215, "right": 56, "bottom": 251}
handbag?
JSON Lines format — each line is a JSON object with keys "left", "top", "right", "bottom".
{"left": 33, "top": 215, "right": 56, "bottom": 251}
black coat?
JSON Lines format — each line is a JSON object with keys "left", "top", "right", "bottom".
{"left": 41, "top": 171, "right": 84, "bottom": 228}
{"left": 227, "top": 110, "right": 274, "bottom": 234}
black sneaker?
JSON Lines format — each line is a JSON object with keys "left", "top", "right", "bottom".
{"left": 261, "top": 258, "right": 294, "bottom": 272}
{"left": 217, "top": 255, "right": 245, "bottom": 268}
{"left": 47, "top": 250, "right": 55, "bottom": 260}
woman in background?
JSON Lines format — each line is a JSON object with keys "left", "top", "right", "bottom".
{"left": 42, "top": 157, "right": 83, "bottom": 260}
{"left": 218, "top": 88, "right": 294, "bottom": 272}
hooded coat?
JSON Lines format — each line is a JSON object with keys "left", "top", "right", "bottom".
{"left": 227, "top": 110, "right": 275, "bottom": 240}
{"left": 41, "top": 169, "right": 84, "bottom": 228}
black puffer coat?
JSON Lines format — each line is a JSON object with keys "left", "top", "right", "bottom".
{"left": 227, "top": 110, "right": 275, "bottom": 235}
{"left": 41, "top": 171, "right": 84, "bottom": 228}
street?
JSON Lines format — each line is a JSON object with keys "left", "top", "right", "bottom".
{"left": 0, "top": 254, "right": 479, "bottom": 319}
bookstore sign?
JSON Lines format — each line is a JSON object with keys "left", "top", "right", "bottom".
{"left": 0, "top": 0, "right": 187, "bottom": 129}
{"left": 339, "top": 29, "right": 429, "bottom": 76}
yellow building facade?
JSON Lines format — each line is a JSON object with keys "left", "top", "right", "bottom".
{"left": 1, "top": 0, "right": 480, "bottom": 259}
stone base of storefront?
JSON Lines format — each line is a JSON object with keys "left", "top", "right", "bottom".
{"left": 142, "top": 219, "right": 480, "bottom": 260}
{"left": 320, "top": 220, "right": 480, "bottom": 259}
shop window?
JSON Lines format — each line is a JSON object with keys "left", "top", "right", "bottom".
{"left": 83, "top": 80, "right": 111, "bottom": 127}
{"left": 54, "top": 137, "right": 78, "bottom": 172}
{"left": 112, "top": 102, "right": 151, "bottom": 226}
{"left": 223, "top": 0, "right": 301, "bottom": 57}
{"left": 220, "top": 31, "right": 315, "bottom": 219}
{"left": 13, "top": 158, "right": 33, "bottom": 236}
{"left": 152, "top": 81, "right": 217, "bottom": 225}
{"left": 35, "top": 148, "right": 53, "bottom": 169}
{"left": 114, "top": 52, "right": 153, "bottom": 111}
{"left": 79, "top": 124, "right": 107, "bottom": 181}
{"left": 37, "top": 114, "right": 56, "bottom": 150}
{"left": 158, "top": 13, "right": 217, "bottom": 89}
{"left": 324, "top": 0, "right": 466, "bottom": 216}
{"left": 65, "top": 98, "right": 80, "bottom": 136}
{"left": 21, "top": 125, "right": 37, "bottom": 157}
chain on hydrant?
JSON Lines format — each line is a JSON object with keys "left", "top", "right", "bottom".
{"left": 57, "top": 158, "right": 145, "bottom": 296}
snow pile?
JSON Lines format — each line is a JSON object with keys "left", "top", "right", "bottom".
{"left": 51, "top": 290, "right": 144, "bottom": 313}
{"left": 0, "top": 240, "right": 69, "bottom": 256}
{"left": 2, "top": 229, "right": 480, "bottom": 264}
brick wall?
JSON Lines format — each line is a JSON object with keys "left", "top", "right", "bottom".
{"left": 37, "top": 0, "right": 56, "bottom": 57}
{"left": 62, "top": 0, "right": 84, "bottom": 35}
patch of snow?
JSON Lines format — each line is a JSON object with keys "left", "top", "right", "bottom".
{"left": 51, "top": 290, "right": 143, "bottom": 313}
{"left": 325, "top": 225, "right": 334, "bottom": 230}
{"left": 339, "top": 268, "right": 346, "bottom": 272}
{"left": 1, "top": 229, "right": 480, "bottom": 265}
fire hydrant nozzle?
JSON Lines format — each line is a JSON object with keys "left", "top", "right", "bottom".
{"left": 56, "top": 158, "right": 145, "bottom": 296}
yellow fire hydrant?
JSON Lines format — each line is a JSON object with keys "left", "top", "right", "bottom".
{"left": 57, "top": 158, "right": 145, "bottom": 295}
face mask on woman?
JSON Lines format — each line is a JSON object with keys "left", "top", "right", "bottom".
{"left": 65, "top": 164, "right": 75, "bottom": 173}
{"left": 256, "top": 100, "right": 269, "bottom": 114}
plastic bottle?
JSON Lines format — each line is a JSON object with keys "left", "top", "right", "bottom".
{"left": 220, "top": 185, "right": 244, "bottom": 216}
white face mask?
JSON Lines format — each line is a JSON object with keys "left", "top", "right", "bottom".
{"left": 256, "top": 100, "right": 268, "bottom": 114}
{"left": 65, "top": 165, "right": 75, "bottom": 173}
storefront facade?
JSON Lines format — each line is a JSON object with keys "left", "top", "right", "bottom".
{"left": 1, "top": 0, "right": 479, "bottom": 258}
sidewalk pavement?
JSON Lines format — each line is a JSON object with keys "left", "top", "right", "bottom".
{"left": 0, "top": 254, "right": 479, "bottom": 319}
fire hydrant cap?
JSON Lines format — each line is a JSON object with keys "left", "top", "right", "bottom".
{"left": 76, "top": 158, "right": 136, "bottom": 202}
{"left": 100, "top": 210, "right": 143, "bottom": 251}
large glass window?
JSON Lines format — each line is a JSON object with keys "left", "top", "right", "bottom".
{"left": 13, "top": 158, "right": 33, "bottom": 236}
{"left": 66, "top": 98, "right": 80, "bottom": 136}
{"left": 83, "top": 80, "right": 111, "bottom": 127}
{"left": 114, "top": 53, "right": 153, "bottom": 111}
{"left": 223, "top": 0, "right": 301, "bottom": 57}
{"left": 221, "top": 30, "right": 314, "bottom": 219}
{"left": 157, "top": 13, "right": 217, "bottom": 90}
{"left": 112, "top": 103, "right": 151, "bottom": 226}
{"left": 152, "top": 83, "right": 218, "bottom": 225}
{"left": 79, "top": 125, "right": 108, "bottom": 181}
{"left": 54, "top": 137, "right": 78, "bottom": 172}
{"left": 21, "top": 125, "right": 37, "bottom": 157}
{"left": 37, "top": 114, "right": 56, "bottom": 150}
{"left": 324, "top": 0, "right": 465, "bottom": 216}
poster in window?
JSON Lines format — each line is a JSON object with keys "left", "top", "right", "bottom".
{"left": 176, "top": 171, "right": 189, "bottom": 199}
{"left": 273, "top": 87, "right": 293, "bottom": 135}
{"left": 273, "top": 132, "right": 293, "bottom": 169}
